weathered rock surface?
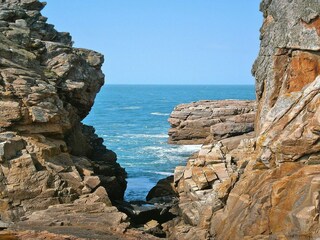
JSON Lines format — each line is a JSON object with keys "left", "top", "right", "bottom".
{"left": 209, "top": 0, "right": 320, "bottom": 238}
{"left": 0, "top": 230, "right": 160, "bottom": 240}
{"left": 164, "top": 136, "right": 257, "bottom": 239}
{"left": 168, "top": 100, "right": 256, "bottom": 145}
{"left": 165, "top": 0, "right": 320, "bottom": 239}
{"left": 0, "top": 0, "right": 126, "bottom": 231}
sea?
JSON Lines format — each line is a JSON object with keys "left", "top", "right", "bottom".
{"left": 83, "top": 85, "right": 255, "bottom": 201}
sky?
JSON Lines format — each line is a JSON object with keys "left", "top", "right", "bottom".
{"left": 43, "top": 1, "right": 262, "bottom": 85}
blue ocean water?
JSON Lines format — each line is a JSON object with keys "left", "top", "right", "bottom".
{"left": 83, "top": 85, "right": 255, "bottom": 201}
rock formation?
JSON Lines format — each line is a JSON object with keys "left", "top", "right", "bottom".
{"left": 0, "top": 0, "right": 127, "bottom": 226}
{"left": 211, "top": 0, "right": 320, "bottom": 238}
{"left": 164, "top": 127, "right": 257, "bottom": 239}
{"left": 168, "top": 100, "right": 256, "bottom": 145}
{"left": 164, "top": 0, "right": 320, "bottom": 239}
{"left": 1, "top": 0, "right": 319, "bottom": 239}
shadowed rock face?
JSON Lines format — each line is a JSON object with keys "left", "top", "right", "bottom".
{"left": 0, "top": 0, "right": 126, "bottom": 222}
{"left": 165, "top": 0, "right": 320, "bottom": 239}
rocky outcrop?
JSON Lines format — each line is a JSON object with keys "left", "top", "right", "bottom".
{"left": 3, "top": 188, "right": 159, "bottom": 239}
{"left": 164, "top": 134, "right": 257, "bottom": 239}
{"left": 0, "top": 0, "right": 126, "bottom": 225}
{"left": 168, "top": 100, "right": 256, "bottom": 145}
{"left": 165, "top": 0, "right": 320, "bottom": 239}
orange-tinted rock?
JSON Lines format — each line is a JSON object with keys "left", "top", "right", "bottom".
{"left": 208, "top": 0, "right": 320, "bottom": 238}
{"left": 209, "top": 164, "right": 320, "bottom": 239}
{"left": 287, "top": 51, "right": 320, "bottom": 92}
{"left": 271, "top": 52, "right": 289, "bottom": 107}
{"left": 303, "top": 16, "right": 320, "bottom": 36}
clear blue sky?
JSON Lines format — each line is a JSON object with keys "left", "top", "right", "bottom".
{"left": 43, "top": 1, "right": 262, "bottom": 85}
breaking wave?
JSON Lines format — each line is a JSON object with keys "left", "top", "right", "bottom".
{"left": 151, "top": 112, "right": 170, "bottom": 116}
{"left": 121, "top": 106, "right": 141, "bottom": 110}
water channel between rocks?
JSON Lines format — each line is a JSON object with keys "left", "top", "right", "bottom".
{"left": 83, "top": 84, "right": 255, "bottom": 201}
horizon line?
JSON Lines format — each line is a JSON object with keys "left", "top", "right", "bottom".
{"left": 104, "top": 83, "right": 255, "bottom": 86}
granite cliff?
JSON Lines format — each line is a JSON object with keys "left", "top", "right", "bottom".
{"left": 164, "top": 0, "right": 320, "bottom": 239}
{"left": 0, "top": 0, "right": 131, "bottom": 234}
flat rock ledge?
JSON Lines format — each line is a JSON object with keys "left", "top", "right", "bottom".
{"left": 168, "top": 100, "right": 256, "bottom": 145}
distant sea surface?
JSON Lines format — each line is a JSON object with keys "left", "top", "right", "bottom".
{"left": 83, "top": 85, "right": 255, "bottom": 201}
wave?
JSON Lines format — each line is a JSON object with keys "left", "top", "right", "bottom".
{"left": 99, "top": 106, "right": 142, "bottom": 111}
{"left": 142, "top": 144, "right": 202, "bottom": 153}
{"left": 122, "top": 133, "right": 168, "bottom": 139}
{"left": 141, "top": 144, "right": 202, "bottom": 163}
{"left": 150, "top": 112, "right": 170, "bottom": 116}
{"left": 121, "top": 106, "right": 141, "bottom": 110}
{"left": 146, "top": 171, "right": 173, "bottom": 176}
{"left": 180, "top": 144, "right": 203, "bottom": 152}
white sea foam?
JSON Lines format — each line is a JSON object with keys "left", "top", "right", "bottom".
{"left": 121, "top": 106, "right": 141, "bottom": 110}
{"left": 122, "top": 133, "right": 168, "bottom": 139}
{"left": 143, "top": 144, "right": 202, "bottom": 154}
{"left": 142, "top": 146, "right": 165, "bottom": 151}
{"left": 141, "top": 144, "right": 202, "bottom": 163}
{"left": 150, "top": 112, "right": 170, "bottom": 116}
{"left": 147, "top": 171, "right": 173, "bottom": 176}
{"left": 180, "top": 144, "right": 203, "bottom": 152}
